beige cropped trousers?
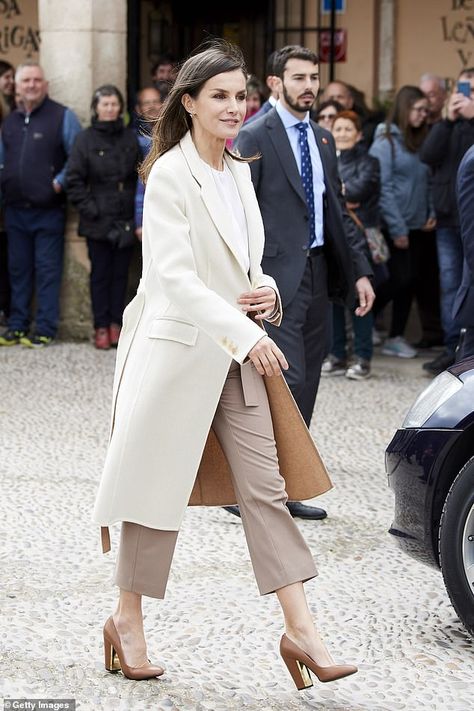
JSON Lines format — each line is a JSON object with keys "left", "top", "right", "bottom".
{"left": 114, "top": 360, "right": 318, "bottom": 598}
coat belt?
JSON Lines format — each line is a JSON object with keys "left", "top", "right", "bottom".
{"left": 240, "top": 360, "right": 259, "bottom": 407}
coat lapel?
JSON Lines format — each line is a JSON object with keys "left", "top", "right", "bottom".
{"left": 180, "top": 132, "right": 250, "bottom": 277}
{"left": 266, "top": 110, "right": 307, "bottom": 206}
{"left": 224, "top": 154, "right": 264, "bottom": 284}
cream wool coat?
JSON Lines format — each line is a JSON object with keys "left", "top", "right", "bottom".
{"left": 92, "top": 131, "right": 283, "bottom": 533}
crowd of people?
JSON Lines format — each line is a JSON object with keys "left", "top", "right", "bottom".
{"left": 240, "top": 52, "right": 474, "bottom": 379}
{"left": 0, "top": 58, "right": 167, "bottom": 350}
{"left": 312, "top": 71, "right": 474, "bottom": 379}
{"left": 0, "top": 51, "right": 473, "bottom": 380}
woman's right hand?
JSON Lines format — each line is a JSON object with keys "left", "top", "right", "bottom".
{"left": 447, "top": 91, "right": 466, "bottom": 121}
{"left": 248, "top": 336, "right": 289, "bottom": 377}
{"left": 393, "top": 235, "right": 409, "bottom": 249}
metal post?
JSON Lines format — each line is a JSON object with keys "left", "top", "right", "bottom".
{"left": 127, "top": 0, "right": 141, "bottom": 117}
{"left": 329, "top": 0, "right": 336, "bottom": 81}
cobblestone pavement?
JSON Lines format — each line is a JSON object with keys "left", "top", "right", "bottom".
{"left": 1, "top": 343, "right": 473, "bottom": 711}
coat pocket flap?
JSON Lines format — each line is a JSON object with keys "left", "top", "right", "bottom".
{"left": 147, "top": 318, "right": 198, "bottom": 346}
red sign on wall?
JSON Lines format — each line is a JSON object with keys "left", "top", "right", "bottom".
{"left": 319, "top": 29, "right": 347, "bottom": 63}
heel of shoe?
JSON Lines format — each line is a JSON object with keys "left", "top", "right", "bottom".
{"left": 281, "top": 652, "right": 313, "bottom": 691}
{"left": 104, "top": 632, "right": 121, "bottom": 672}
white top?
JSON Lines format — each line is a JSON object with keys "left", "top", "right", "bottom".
{"left": 201, "top": 159, "right": 250, "bottom": 273}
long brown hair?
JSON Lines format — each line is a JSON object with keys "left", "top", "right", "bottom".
{"left": 385, "top": 85, "right": 428, "bottom": 153}
{"left": 140, "top": 39, "right": 249, "bottom": 183}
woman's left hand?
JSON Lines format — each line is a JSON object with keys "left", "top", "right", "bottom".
{"left": 238, "top": 287, "right": 276, "bottom": 320}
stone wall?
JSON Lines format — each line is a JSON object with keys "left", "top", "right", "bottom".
{"left": 38, "top": 0, "right": 127, "bottom": 339}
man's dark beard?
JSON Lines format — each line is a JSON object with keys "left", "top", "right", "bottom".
{"left": 282, "top": 84, "right": 314, "bottom": 114}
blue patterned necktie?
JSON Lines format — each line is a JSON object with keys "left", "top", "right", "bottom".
{"left": 295, "top": 122, "right": 315, "bottom": 247}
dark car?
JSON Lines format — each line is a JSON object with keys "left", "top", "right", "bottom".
{"left": 385, "top": 356, "right": 474, "bottom": 636}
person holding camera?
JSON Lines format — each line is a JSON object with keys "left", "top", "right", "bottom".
{"left": 419, "top": 68, "right": 474, "bottom": 375}
{"left": 67, "top": 85, "right": 141, "bottom": 349}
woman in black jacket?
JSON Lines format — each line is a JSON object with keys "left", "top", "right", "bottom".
{"left": 322, "top": 110, "right": 383, "bottom": 380}
{"left": 67, "top": 85, "right": 140, "bottom": 349}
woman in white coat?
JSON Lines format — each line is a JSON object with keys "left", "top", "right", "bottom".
{"left": 92, "top": 39, "right": 357, "bottom": 691}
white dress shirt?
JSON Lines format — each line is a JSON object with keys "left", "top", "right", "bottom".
{"left": 275, "top": 101, "right": 325, "bottom": 247}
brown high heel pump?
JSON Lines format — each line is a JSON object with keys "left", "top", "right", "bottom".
{"left": 280, "top": 633, "right": 357, "bottom": 690}
{"left": 103, "top": 616, "right": 165, "bottom": 680}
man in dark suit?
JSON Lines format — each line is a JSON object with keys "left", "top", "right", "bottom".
{"left": 227, "top": 45, "right": 374, "bottom": 520}
{"left": 453, "top": 145, "right": 474, "bottom": 361}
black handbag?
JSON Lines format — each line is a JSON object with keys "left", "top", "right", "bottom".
{"left": 106, "top": 220, "right": 135, "bottom": 249}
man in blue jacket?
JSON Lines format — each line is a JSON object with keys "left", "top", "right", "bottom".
{"left": 419, "top": 68, "right": 474, "bottom": 373}
{"left": 453, "top": 145, "right": 474, "bottom": 361}
{"left": 0, "top": 62, "right": 81, "bottom": 347}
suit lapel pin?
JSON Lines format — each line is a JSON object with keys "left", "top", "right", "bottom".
{"left": 322, "top": 137, "right": 328, "bottom": 144}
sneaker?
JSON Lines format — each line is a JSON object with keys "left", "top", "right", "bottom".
{"left": 345, "top": 359, "right": 371, "bottom": 380}
{"left": 321, "top": 355, "right": 347, "bottom": 376}
{"left": 422, "top": 349, "right": 455, "bottom": 376}
{"left": 0, "top": 328, "right": 26, "bottom": 346}
{"left": 20, "top": 333, "right": 55, "bottom": 348}
{"left": 95, "top": 327, "right": 110, "bottom": 350}
{"left": 109, "top": 323, "right": 121, "bottom": 348}
{"left": 381, "top": 336, "right": 417, "bottom": 359}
